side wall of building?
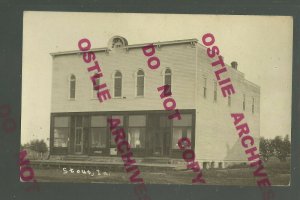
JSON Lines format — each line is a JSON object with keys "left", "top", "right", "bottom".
{"left": 194, "top": 44, "right": 260, "bottom": 166}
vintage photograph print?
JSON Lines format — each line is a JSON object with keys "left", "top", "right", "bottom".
{"left": 21, "top": 11, "right": 292, "bottom": 187}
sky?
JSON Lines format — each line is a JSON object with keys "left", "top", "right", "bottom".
{"left": 21, "top": 11, "right": 293, "bottom": 145}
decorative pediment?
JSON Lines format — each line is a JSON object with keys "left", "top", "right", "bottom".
{"left": 108, "top": 36, "right": 128, "bottom": 49}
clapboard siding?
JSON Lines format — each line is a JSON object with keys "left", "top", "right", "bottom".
{"left": 51, "top": 43, "right": 196, "bottom": 113}
{"left": 50, "top": 39, "right": 260, "bottom": 163}
{"left": 194, "top": 43, "right": 260, "bottom": 162}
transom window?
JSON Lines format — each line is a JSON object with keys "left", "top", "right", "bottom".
{"left": 136, "top": 70, "right": 145, "bottom": 97}
{"left": 114, "top": 71, "right": 122, "bottom": 97}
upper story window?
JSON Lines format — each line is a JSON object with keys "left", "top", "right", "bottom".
{"left": 114, "top": 71, "right": 122, "bottom": 97}
{"left": 228, "top": 96, "right": 231, "bottom": 107}
{"left": 203, "top": 77, "right": 207, "bottom": 98}
{"left": 92, "top": 73, "right": 100, "bottom": 99}
{"left": 243, "top": 94, "right": 246, "bottom": 111}
{"left": 136, "top": 70, "right": 145, "bottom": 97}
{"left": 252, "top": 97, "right": 255, "bottom": 114}
{"left": 213, "top": 81, "right": 217, "bottom": 102}
{"left": 164, "top": 68, "right": 172, "bottom": 93}
{"left": 69, "top": 74, "right": 76, "bottom": 99}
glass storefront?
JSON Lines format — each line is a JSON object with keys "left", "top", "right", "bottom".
{"left": 51, "top": 110, "right": 194, "bottom": 157}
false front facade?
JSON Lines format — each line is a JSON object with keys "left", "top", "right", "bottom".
{"left": 50, "top": 36, "right": 260, "bottom": 167}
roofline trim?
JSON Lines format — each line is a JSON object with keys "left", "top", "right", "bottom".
{"left": 50, "top": 38, "right": 198, "bottom": 56}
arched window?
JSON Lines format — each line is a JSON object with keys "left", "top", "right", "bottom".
{"left": 164, "top": 68, "right": 172, "bottom": 93}
{"left": 69, "top": 74, "right": 76, "bottom": 99}
{"left": 136, "top": 70, "right": 145, "bottom": 97}
{"left": 114, "top": 71, "right": 122, "bottom": 97}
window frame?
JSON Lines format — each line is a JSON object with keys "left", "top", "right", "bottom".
{"left": 163, "top": 68, "right": 172, "bottom": 93}
{"left": 69, "top": 74, "right": 76, "bottom": 100}
{"left": 136, "top": 69, "right": 145, "bottom": 97}
{"left": 53, "top": 116, "right": 70, "bottom": 148}
{"left": 127, "top": 115, "right": 146, "bottom": 149}
{"left": 90, "top": 115, "right": 108, "bottom": 148}
{"left": 113, "top": 71, "right": 123, "bottom": 98}
{"left": 171, "top": 114, "right": 193, "bottom": 149}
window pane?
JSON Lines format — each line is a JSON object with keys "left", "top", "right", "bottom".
{"left": 54, "top": 117, "right": 69, "bottom": 127}
{"left": 54, "top": 128, "right": 69, "bottom": 147}
{"left": 128, "top": 128, "right": 145, "bottom": 148}
{"left": 70, "top": 75, "right": 76, "bottom": 99}
{"left": 115, "top": 88, "right": 121, "bottom": 97}
{"left": 91, "top": 127, "right": 107, "bottom": 148}
{"left": 137, "top": 76, "right": 144, "bottom": 96}
{"left": 91, "top": 116, "right": 107, "bottom": 127}
{"left": 165, "top": 75, "right": 171, "bottom": 86}
{"left": 172, "top": 128, "right": 192, "bottom": 149}
{"left": 137, "top": 76, "right": 144, "bottom": 86}
{"left": 114, "top": 78, "right": 122, "bottom": 97}
{"left": 137, "top": 86, "right": 144, "bottom": 96}
{"left": 173, "top": 114, "right": 192, "bottom": 126}
{"left": 115, "top": 78, "right": 122, "bottom": 89}
{"left": 129, "top": 115, "right": 146, "bottom": 127}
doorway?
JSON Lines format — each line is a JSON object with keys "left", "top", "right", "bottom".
{"left": 73, "top": 116, "right": 89, "bottom": 154}
{"left": 148, "top": 114, "right": 171, "bottom": 156}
